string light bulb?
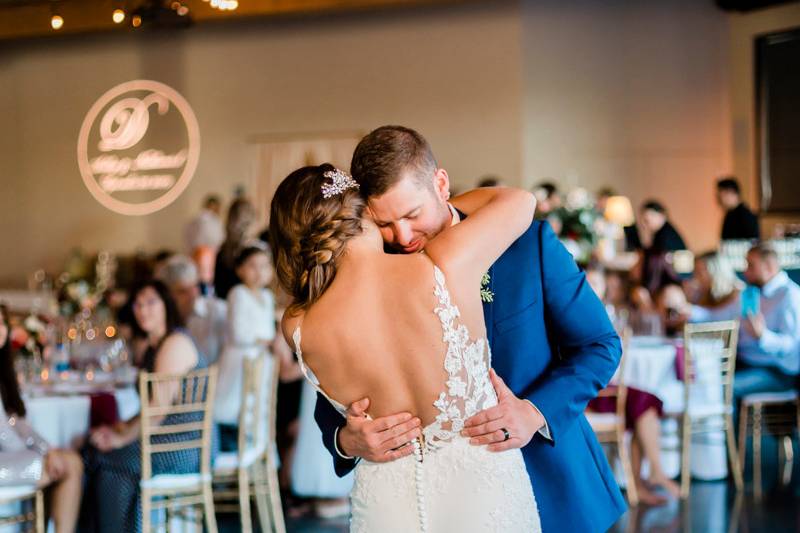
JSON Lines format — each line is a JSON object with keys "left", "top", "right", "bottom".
{"left": 131, "top": 14, "right": 142, "bottom": 27}
{"left": 112, "top": 8, "right": 125, "bottom": 23}
{"left": 49, "top": 0, "right": 64, "bottom": 30}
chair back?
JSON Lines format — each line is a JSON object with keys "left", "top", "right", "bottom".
{"left": 682, "top": 320, "right": 739, "bottom": 412}
{"left": 237, "top": 351, "right": 278, "bottom": 460}
{"left": 596, "top": 327, "right": 631, "bottom": 420}
{"left": 139, "top": 366, "right": 218, "bottom": 482}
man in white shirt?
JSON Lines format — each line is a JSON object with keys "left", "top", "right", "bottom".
{"left": 184, "top": 195, "right": 225, "bottom": 254}
{"left": 156, "top": 254, "right": 227, "bottom": 365}
{"left": 691, "top": 243, "right": 800, "bottom": 400}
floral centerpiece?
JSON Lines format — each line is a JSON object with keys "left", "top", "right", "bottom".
{"left": 543, "top": 188, "right": 600, "bottom": 265}
{"left": 9, "top": 313, "right": 49, "bottom": 359}
{"left": 55, "top": 249, "right": 116, "bottom": 319}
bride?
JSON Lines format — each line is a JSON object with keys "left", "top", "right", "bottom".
{"left": 270, "top": 163, "right": 540, "bottom": 532}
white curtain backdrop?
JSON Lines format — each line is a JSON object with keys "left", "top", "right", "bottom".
{"left": 249, "top": 133, "right": 362, "bottom": 225}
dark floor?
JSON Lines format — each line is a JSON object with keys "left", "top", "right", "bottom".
{"left": 279, "top": 482, "right": 798, "bottom": 533}
{"left": 221, "top": 435, "right": 800, "bottom": 532}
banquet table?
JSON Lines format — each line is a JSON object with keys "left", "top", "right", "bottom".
{"left": 24, "top": 382, "right": 139, "bottom": 449}
{"left": 622, "top": 336, "right": 729, "bottom": 480}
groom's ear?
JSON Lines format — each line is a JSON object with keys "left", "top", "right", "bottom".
{"left": 433, "top": 168, "right": 451, "bottom": 202}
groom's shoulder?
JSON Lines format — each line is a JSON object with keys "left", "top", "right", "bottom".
{"left": 504, "top": 219, "right": 547, "bottom": 255}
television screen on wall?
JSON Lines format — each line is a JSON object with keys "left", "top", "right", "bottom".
{"left": 756, "top": 27, "right": 800, "bottom": 213}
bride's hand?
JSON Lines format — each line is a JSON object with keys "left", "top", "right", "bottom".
{"left": 337, "top": 398, "right": 422, "bottom": 462}
{"left": 461, "top": 369, "right": 545, "bottom": 452}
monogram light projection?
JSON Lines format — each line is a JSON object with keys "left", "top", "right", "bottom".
{"left": 77, "top": 80, "right": 201, "bottom": 216}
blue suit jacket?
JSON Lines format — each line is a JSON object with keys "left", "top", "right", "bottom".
{"left": 313, "top": 220, "right": 626, "bottom": 532}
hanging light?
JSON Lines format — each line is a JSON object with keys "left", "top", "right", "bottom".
{"left": 50, "top": 1, "right": 63, "bottom": 30}
{"left": 131, "top": 14, "right": 142, "bottom": 27}
{"left": 112, "top": 8, "right": 125, "bottom": 24}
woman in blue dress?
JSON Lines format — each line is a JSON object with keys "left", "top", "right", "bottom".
{"left": 80, "top": 280, "right": 214, "bottom": 532}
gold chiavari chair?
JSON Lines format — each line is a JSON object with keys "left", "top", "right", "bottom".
{"left": 738, "top": 388, "right": 799, "bottom": 498}
{"left": 213, "top": 351, "right": 286, "bottom": 533}
{"left": 139, "top": 366, "right": 218, "bottom": 533}
{"left": 586, "top": 327, "right": 638, "bottom": 505}
{"left": 0, "top": 487, "right": 43, "bottom": 533}
{"left": 663, "top": 320, "right": 743, "bottom": 498}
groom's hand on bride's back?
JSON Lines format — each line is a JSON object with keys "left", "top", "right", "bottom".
{"left": 461, "top": 369, "right": 545, "bottom": 452}
{"left": 338, "top": 398, "right": 423, "bottom": 463}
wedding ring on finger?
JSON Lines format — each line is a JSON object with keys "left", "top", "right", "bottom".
{"left": 501, "top": 428, "right": 510, "bottom": 442}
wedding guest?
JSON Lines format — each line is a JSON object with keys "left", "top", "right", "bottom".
{"left": 214, "top": 197, "right": 256, "bottom": 299}
{"left": 639, "top": 251, "right": 682, "bottom": 302}
{"left": 151, "top": 250, "right": 174, "bottom": 279}
{"left": 691, "top": 243, "right": 800, "bottom": 401}
{"left": 477, "top": 175, "right": 501, "bottom": 188}
{"left": 184, "top": 194, "right": 225, "bottom": 254}
{"left": 716, "top": 177, "right": 759, "bottom": 241}
{"left": 291, "top": 377, "right": 353, "bottom": 519}
{"left": 686, "top": 251, "right": 742, "bottom": 308}
{"left": 655, "top": 283, "right": 689, "bottom": 338}
{"left": 0, "top": 305, "right": 83, "bottom": 533}
{"left": 81, "top": 281, "right": 211, "bottom": 532}
{"left": 583, "top": 275, "right": 680, "bottom": 505}
{"left": 533, "top": 181, "right": 562, "bottom": 216}
{"left": 156, "top": 254, "right": 227, "bottom": 365}
{"left": 640, "top": 200, "right": 686, "bottom": 253}
{"left": 595, "top": 187, "right": 615, "bottom": 215}
{"left": 214, "top": 246, "right": 276, "bottom": 451}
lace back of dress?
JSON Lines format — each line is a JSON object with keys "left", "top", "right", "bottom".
{"left": 423, "top": 265, "right": 497, "bottom": 449}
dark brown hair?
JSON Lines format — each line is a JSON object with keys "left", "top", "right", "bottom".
{"left": 0, "top": 304, "right": 26, "bottom": 417}
{"left": 128, "top": 280, "right": 185, "bottom": 371}
{"left": 350, "top": 125, "right": 437, "bottom": 198}
{"left": 269, "top": 164, "right": 366, "bottom": 313}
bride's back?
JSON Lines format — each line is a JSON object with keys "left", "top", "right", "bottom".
{"left": 270, "top": 163, "right": 534, "bottom": 429}
{"left": 295, "top": 251, "right": 486, "bottom": 426}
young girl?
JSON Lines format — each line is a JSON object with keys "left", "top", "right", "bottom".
{"left": 214, "top": 245, "right": 276, "bottom": 450}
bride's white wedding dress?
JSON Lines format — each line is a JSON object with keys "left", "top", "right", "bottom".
{"left": 292, "top": 265, "right": 541, "bottom": 532}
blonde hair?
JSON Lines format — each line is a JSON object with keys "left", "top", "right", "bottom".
{"left": 269, "top": 164, "right": 366, "bottom": 313}
{"left": 699, "top": 251, "right": 742, "bottom": 302}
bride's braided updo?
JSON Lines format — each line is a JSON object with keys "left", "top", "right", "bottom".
{"left": 269, "top": 163, "right": 366, "bottom": 313}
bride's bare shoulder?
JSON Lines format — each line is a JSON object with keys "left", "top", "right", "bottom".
{"left": 280, "top": 310, "right": 302, "bottom": 345}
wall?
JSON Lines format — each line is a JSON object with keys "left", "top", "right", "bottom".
{"left": 0, "top": 1, "right": 523, "bottom": 285}
{"left": 2, "top": 0, "right": 781, "bottom": 285}
{"left": 728, "top": 1, "right": 800, "bottom": 237}
{"left": 521, "top": 0, "right": 732, "bottom": 253}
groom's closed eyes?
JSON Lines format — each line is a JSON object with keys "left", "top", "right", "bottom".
{"left": 372, "top": 206, "right": 423, "bottom": 228}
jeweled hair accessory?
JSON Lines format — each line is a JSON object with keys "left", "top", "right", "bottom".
{"left": 321, "top": 168, "right": 359, "bottom": 199}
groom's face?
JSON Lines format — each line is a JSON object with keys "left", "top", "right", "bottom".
{"left": 367, "top": 168, "right": 452, "bottom": 254}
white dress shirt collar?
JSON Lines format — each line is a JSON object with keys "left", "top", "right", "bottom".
{"left": 762, "top": 271, "right": 789, "bottom": 299}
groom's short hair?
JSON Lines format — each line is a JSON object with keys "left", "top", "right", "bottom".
{"left": 350, "top": 125, "right": 438, "bottom": 198}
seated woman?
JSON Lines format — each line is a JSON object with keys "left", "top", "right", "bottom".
{"left": 0, "top": 305, "right": 83, "bottom": 533}
{"left": 80, "top": 281, "right": 211, "bottom": 532}
{"left": 214, "top": 245, "right": 276, "bottom": 451}
{"left": 686, "top": 251, "right": 742, "bottom": 308}
{"left": 584, "top": 265, "right": 680, "bottom": 505}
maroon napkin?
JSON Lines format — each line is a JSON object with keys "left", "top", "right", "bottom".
{"left": 89, "top": 392, "right": 119, "bottom": 428}
{"left": 674, "top": 342, "right": 685, "bottom": 382}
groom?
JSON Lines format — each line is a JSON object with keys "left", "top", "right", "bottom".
{"left": 314, "top": 126, "right": 626, "bottom": 532}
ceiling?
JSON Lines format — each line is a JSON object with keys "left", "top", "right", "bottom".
{"left": 0, "top": 0, "right": 471, "bottom": 41}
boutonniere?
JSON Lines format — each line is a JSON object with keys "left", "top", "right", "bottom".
{"left": 480, "top": 272, "right": 494, "bottom": 303}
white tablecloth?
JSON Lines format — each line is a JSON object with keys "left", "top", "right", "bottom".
{"left": 24, "top": 388, "right": 139, "bottom": 449}
{"left": 623, "top": 336, "right": 728, "bottom": 480}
